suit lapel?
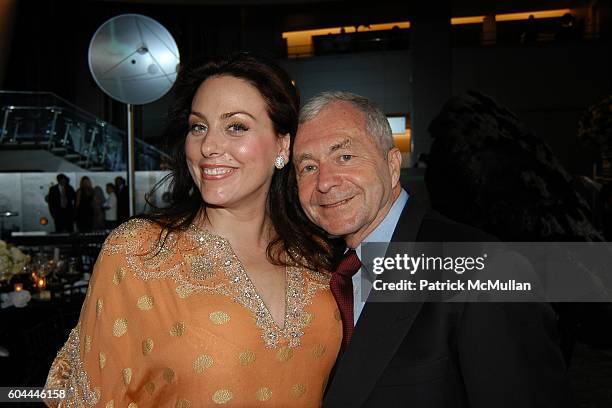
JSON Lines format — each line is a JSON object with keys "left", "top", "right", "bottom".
{"left": 324, "top": 184, "right": 430, "bottom": 407}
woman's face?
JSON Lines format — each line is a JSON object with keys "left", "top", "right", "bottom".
{"left": 185, "top": 75, "right": 289, "bottom": 210}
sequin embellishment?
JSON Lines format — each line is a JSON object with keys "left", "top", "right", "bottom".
{"left": 101, "top": 219, "right": 331, "bottom": 348}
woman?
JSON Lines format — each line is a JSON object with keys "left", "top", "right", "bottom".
{"left": 45, "top": 53, "right": 341, "bottom": 407}
{"left": 93, "top": 185, "right": 107, "bottom": 230}
{"left": 103, "top": 183, "right": 118, "bottom": 229}
{"left": 75, "top": 176, "right": 95, "bottom": 233}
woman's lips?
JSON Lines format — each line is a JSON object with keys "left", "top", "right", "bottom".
{"left": 200, "top": 166, "right": 236, "bottom": 180}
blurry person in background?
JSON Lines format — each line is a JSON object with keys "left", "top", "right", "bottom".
{"left": 115, "top": 176, "right": 129, "bottom": 222}
{"left": 521, "top": 14, "right": 539, "bottom": 44}
{"left": 75, "top": 176, "right": 95, "bottom": 233}
{"left": 426, "top": 90, "right": 612, "bottom": 404}
{"left": 103, "top": 183, "right": 118, "bottom": 230}
{"left": 601, "top": 183, "right": 612, "bottom": 241}
{"left": 556, "top": 13, "right": 580, "bottom": 41}
{"left": 47, "top": 173, "right": 75, "bottom": 233}
{"left": 412, "top": 152, "right": 428, "bottom": 168}
{"left": 92, "top": 185, "right": 106, "bottom": 230}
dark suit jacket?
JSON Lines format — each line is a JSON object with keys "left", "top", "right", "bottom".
{"left": 116, "top": 185, "right": 129, "bottom": 222}
{"left": 323, "top": 185, "right": 574, "bottom": 408}
{"left": 48, "top": 183, "right": 75, "bottom": 217}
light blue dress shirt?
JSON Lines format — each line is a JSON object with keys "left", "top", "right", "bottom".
{"left": 352, "top": 189, "right": 409, "bottom": 324}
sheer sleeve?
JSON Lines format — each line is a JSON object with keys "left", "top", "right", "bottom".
{"left": 45, "top": 221, "right": 150, "bottom": 407}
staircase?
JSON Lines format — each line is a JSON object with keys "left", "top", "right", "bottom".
{"left": 0, "top": 91, "right": 169, "bottom": 171}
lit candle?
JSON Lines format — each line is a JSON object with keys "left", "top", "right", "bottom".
{"left": 38, "top": 277, "right": 46, "bottom": 289}
{"left": 14, "top": 283, "right": 23, "bottom": 292}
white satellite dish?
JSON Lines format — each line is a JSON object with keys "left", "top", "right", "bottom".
{"left": 88, "top": 14, "right": 180, "bottom": 105}
{"left": 88, "top": 14, "right": 180, "bottom": 216}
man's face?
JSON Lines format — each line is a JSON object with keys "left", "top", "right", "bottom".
{"left": 293, "top": 102, "right": 402, "bottom": 247}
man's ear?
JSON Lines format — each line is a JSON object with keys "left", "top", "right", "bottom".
{"left": 387, "top": 147, "right": 403, "bottom": 188}
{"left": 278, "top": 133, "right": 291, "bottom": 164}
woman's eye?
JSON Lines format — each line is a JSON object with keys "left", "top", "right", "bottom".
{"left": 189, "top": 123, "right": 207, "bottom": 133}
{"left": 340, "top": 154, "right": 353, "bottom": 162}
{"left": 227, "top": 123, "right": 248, "bottom": 132}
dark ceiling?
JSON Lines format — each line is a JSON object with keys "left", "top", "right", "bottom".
{"left": 89, "top": 0, "right": 593, "bottom": 32}
{"left": 92, "top": 0, "right": 588, "bottom": 15}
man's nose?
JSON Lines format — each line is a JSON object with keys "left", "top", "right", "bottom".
{"left": 316, "top": 162, "right": 341, "bottom": 193}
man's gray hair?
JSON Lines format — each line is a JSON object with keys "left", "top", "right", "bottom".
{"left": 299, "top": 91, "right": 394, "bottom": 153}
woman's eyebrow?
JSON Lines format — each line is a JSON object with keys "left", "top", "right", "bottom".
{"left": 221, "top": 111, "right": 257, "bottom": 121}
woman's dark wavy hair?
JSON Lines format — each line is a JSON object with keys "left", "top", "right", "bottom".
{"left": 144, "top": 52, "right": 338, "bottom": 271}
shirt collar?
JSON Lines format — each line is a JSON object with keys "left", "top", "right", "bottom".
{"left": 354, "top": 188, "right": 408, "bottom": 285}
{"left": 362, "top": 188, "right": 409, "bottom": 245}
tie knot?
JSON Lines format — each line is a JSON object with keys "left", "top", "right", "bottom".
{"left": 335, "top": 249, "right": 362, "bottom": 278}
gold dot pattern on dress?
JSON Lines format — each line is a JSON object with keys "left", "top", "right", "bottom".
{"left": 142, "top": 338, "right": 154, "bottom": 356}
{"left": 137, "top": 295, "right": 154, "bottom": 311}
{"left": 276, "top": 347, "right": 293, "bottom": 362}
{"left": 163, "top": 367, "right": 175, "bottom": 383}
{"left": 301, "top": 313, "right": 314, "bottom": 325}
{"left": 93, "top": 387, "right": 101, "bottom": 402}
{"left": 256, "top": 387, "right": 272, "bottom": 402}
{"left": 145, "top": 382, "right": 155, "bottom": 395}
{"left": 84, "top": 335, "right": 92, "bottom": 353}
{"left": 209, "top": 311, "right": 230, "bottom": 325}
{"left": 113, "top": 318, "right": 128, "bottom": 337}
{"left": 334, "top": 309, "right": 341, "bottom": 321}
{"left": 96, "top": 298, "right": 103, "bottom": 319}
{"left": 127, "top": 403, "right": 137, "bottom": 408}
{"left": 238, "top": 350, "right": 256, "bottom": 366}
{"left": 292, "top": 384, "right": 306, "bottom": 398}
{"left": 105, "top": 400, "right": 114, "bottom": 408}
{"left": 170, "top": 321, "right": 186, "bottom": 337}
{"left": 313, "top": 344, "right": 326, "bottom": 359}
{"left": 175, "top": 285, "right": 192, "bottom": 299}
{"left": 113, "top": 267, "right": 126, "bottom": 285}
{"left": 122, "top": 368, "right": 132, "bottom": 385}
{"left": 98, "top": 352, "right": 106, "bottom": 369}
{"left": 212, "top": 389, "right": 233, "bottom": 404}
{"left": 193, "top": 354, "right": 214, "bottom": 374}
{"left": 176, "top": 398, "right": 190, "bottom": 408}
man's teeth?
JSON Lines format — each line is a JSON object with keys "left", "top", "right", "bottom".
{"left": 203, "top": 167, "right": 233, "bottom": 175}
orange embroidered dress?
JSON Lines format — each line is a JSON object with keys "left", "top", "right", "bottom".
{"left": 45, "top": 219, "right": 342, "bottom": 407}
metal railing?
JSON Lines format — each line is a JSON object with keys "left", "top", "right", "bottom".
{"left": 0, "top": 91, "right": 170, "bottom": 171}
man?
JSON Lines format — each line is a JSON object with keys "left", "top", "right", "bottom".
{"left": 114, "top": 176, "right": 129, "bottom": 222}
{"left": 47, "top": 173, "right": 75, "bottom": 233}
{"left": 293, "top": 91, "right": 574, "bottom": 407}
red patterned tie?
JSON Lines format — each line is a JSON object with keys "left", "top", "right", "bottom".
{"left": 330, "top": 249, "right": 362, "bottom": 349}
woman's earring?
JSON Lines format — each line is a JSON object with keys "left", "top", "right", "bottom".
{"left": 274, "top": 155, "right": 285, "bottom": 170}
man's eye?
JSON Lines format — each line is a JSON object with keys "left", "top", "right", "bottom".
{"left": 301, "top": 164, "right": 317, "bottom": 173}
{"left": 189, "top": 123, "right": 207, "bottom": 133}
{"left": 340, "top": 154, "right": 353, "bottom": 161}
{"left": 227, "top": 123, "right": 249, "bottom": 132}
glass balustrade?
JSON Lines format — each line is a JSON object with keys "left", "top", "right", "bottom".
{"left": 0, "top": 91, "right": 170, "bottom": 171}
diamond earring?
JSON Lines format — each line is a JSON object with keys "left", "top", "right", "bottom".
{"left": 274, "top": 155, "right": 285, "bottom": 169}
